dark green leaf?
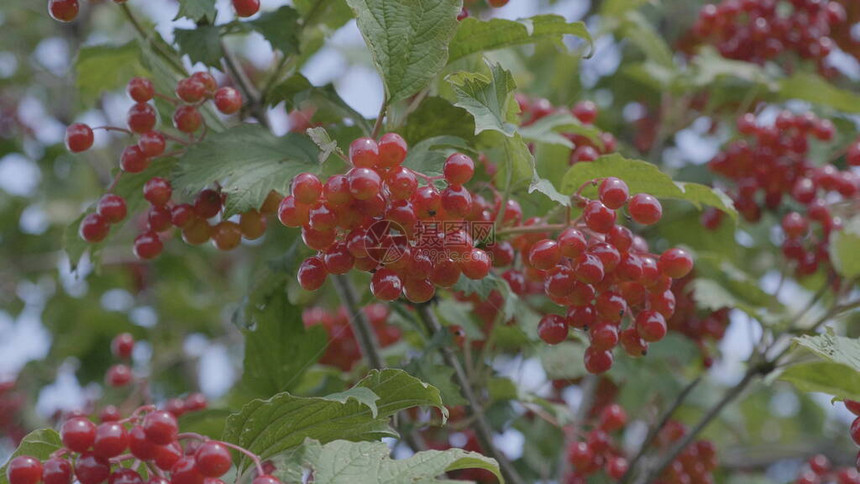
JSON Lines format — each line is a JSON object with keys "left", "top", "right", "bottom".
{"left": 75, "top": 42, "right": 149, "bottom": 103}
{"left": 247, "top": 6, "right": 301, "bottom": 55}
{"left": 267, "top": 74, "right": 372, "bottom": 135}
{"left": 0, "top": 430, "right": 63, "bottom": 484}
{"left": 174, "top": 26, "right": 224, "bottom": 68}
{"left": 345, "top": 0, "right": 461, "bottom": 102}
{"left": 447, "top": 61, "right": 519, "bottom": 136}
{"left": 175, "top": 0, "right": 217, "bottom": 22}
{"left": 402, "top": 97, "right": 475, "bottom": 145}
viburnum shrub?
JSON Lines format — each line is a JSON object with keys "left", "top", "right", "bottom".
{"left": 5, "top": 0, "right": 860, "bottom": 483}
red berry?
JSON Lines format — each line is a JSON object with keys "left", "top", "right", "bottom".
{"left": 214, "top": 88, "right": 242, "bottom": 115}
{"left": 251, "top": 476, "right": 280, "bottom": 484}
{"left": 851, "top": 416, "right": 860, "bottom": 445}
{"left": 97, "top": 195, "right": 127, "bottom": 224}
{"left": 147, "top": 206, "right": 172, "bottom": 232}
{"left": 7, "top": 456, "right": 42, "bottom": 484}
{"left": 567, "top": 442, "right": 593, "bottom": 470}
{"left": 108, "top": 470, "right": 142, "bottom": 484}
{"left": 443, "top": 153, "right": 475, "bottom": 185}
{"left": 191, "top": 72, "right": 217, "bottom": 93}
{"left": 846, "top": 400, "right": 860, "bottom": 416}
{"left": 589, "top": 323, "right": 619, "bottom": 350}
{"left": 133, "top": 232, "right": 163, "bottom": 260}
{"left": 75, "top": 453, "right": 110, "bottom": 484}
{"left": 574, "top": 254, "right": 604, "bottom": 284}
{"left": 143, "top": 410, "right": 178, "bottom": 445}
{"left": 658, "top": 248, "right": 693, "bottom": 278}
{"left": 636, "top": 310, "right": 668, "bottom": 342}
{"left": 781, "top": 212, "right": 808, "bottom": 238}
{"left": 62, "top": 417, "right": 97, "bottom": 452}
{"left": 93, "top": 422, "right": 128, "bottom": 458}
{"left": 538, "top": 314, "right": 568, "bottom": 344}
{"left": 138, "top": 131, "right": 166, "bottom": 157}
{"left": 403, "top": 278, "right": 435, "bottom": 303}
{"left": 461, "top": 248, "right": 491, "bottom": 280}
{"left": 212, "top": 221, "right": 242, "bottom": 251}
{"left": 143, "top": 177, "right": 172, "bottom": 206}
{"left": 598, "top": 177, "right": 629, "bottom": 209}
{"left": 808, "top": 454, "right": 830, "bottom": 475}
{"left": 386, "top": 167, "right": 418, "bottom": 200}
{"left": 599, "top": 403, "right": 627, "bottom": 431}
{"left": 128, "top": 426, "right": 158, "bottom": 461}
{"left": 431, "top": 257, "right": 461, "bottom": 287}
{"left": 371, "top": 268, "right": 403, "bottom": 301}
{"left": 441, "top": 185, "right": 472, "bottom": 218}
{"left": 127, "top": 103, "right": 157, "bottom": 133}
{"left": 80, "top": 213, "right": 109, "bottom": 243}
{"left": 847, "top": 142, "right": 860, "bottom": 167}
{"left": 185, "top": 393, "right": 208, "bottom": 411}
{"left": 558, "top": 228, "right": 587, "bottom": 258}
{"left": 298, "top": 257, "right": 327, "bottom": 291}
{"left": 411, "top": 186, "right": 441, "bottom": 217}
{"left": 65, "top": 123, "right": 94, "bottom": 152}
{"left": 171, "top": 204, "right": 195, "bottom": 228}
{"left": 572, "top": 101, "right": 598, "bottom": 124}
{"left": 628, "top": 193, "right": 662, "bottom": 225}
{"left": 584, "top": 346, "right": 614, "bottom": 373}
{"left": 377, "top": 133, "right": 408, "bottom": 168}
{"left": 49, "top": 0, "right": 79, "bottom": 21}
{"left": 194, "top": 442, "right": 232, "bottom": 478}
{"left": 277, "top": 196, "right": 309, "bottom": 227}
{"left": 111, "top": 333, "right": 134, "bottom": 359}
{"left": 171, "top": 456, "right": 204, "bottom": 484}
{"left": 120, "top": 145, "right": 149, "bottom": 173}
{"left": 194, "top": 189, "right": 222, "bottom": 219}
{"left": 42, "top": 458, "right": 72, "bottom": 484}
{"left": 99, "top": 406, "right": 121, "bottom": 422}
{"left": 233, "top": 0, "right": 260, "bottom": 17}
{"left": 606, "top": 456, "right": 628, "bottom": 480}
{"left": 620, "top": 328, "right": 648, "bottom": 357}
{"left": 176, "top": 78, "right": 206, "bottom": 103}
{"left": 154, "top": 443, "right": 183, "bottom": 471}
{"left": 572, "top": 145, "right": 599, "bottom": 163}
{"left": 595, "top": 291, "right": 626, "bottom": 322}
{"left": 127, "top": 78, "right": 154, "bottom": 103}
{"left": 173, "top": 105, "right": 202, "bottom": 133}
{"left": 583, "top": 200, "right": 616, "bottom": 233}
{"left": 528, "top": 239, "right": 561, "bottom": 270}
{"left": 347, "top": 168, "right": 382, "bottom": 200}
{"left": 349, "top": 138, "right": 379, "bottom": 168}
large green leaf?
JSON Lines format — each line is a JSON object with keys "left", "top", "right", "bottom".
{"left": 402, "top": 97, "right": 475, "bottom": 145}
{"left": 75, "top": 42, "right": 149, "bottom": 103}
{"left": 280, "top": 439, "right": 503, "bottom": 484}
{"left": 172, "top": 125, "right": 320, "bottom": 217}
{"left": 267, "top": 74, "right": 373, "bottom": 135}
{"left": 247, "top": 6, "right": 301, "bottom": 55}
{"left": 222, "top": 369, "right": 447, "bottom": 470}
{"left": 560, "top": 154, "right": 737, "bottom": 216}
{"left": 345, "top": 0, "right": 461, "bottom": 102}
{"left": 0, "top": 430, "right": 63, "bottom": 484}
{"left": 793, "top": 328, "right": 860, "bottom": 372}
{"left": 174, "top": 26, "right": 224, "bottom": 68}
{"left": 447, "top": 61, "right": 519, "bottom": 136}
{"left": 447, "top": 15, "right": 591, "bottom": 64}
{"left": 618, "top": 11, "right": 674, "bottom": 68}
{"left": 778, "top": 72, "right": 860, "bottom": 114}
{"left": 519, "top": 112, "right": 603, "bottom": 149}
{"left": 779, "top": 361, "right": 860, "bottom": 401}
{"left": 830, "top": 216, "right": 860, "bottom": 278}
{"left": 241, "top": 295, "right": 328, "bottom": 398}
{"left": 175, "top": 0, "right": 217, "bottom": 22}
{"left": 540, "top": 342, "right": 587, "bottom": 380}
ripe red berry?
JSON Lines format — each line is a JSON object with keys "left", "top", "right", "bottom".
{"left": 171, "top": 456, "right": 204, "bottom": 484}
{"left": 127, "top": 103, "right": 157, "bottom": 133}
{"left": 347, "top": 167, "right": 382, "bottom": 200}
{"left": 606, "top": 456, "right": 628, "bottom": 480}
{"left": 143, "top": 410, "right": 178, "bottom": 445}
{"left": 385, "top": 167, "right": 418, "bottom": 200}
{"left": 108, "top": 470, "right": 142, "bottom": 484}
{"left": 194, "top": 442, "right": 232, "bottom": 477}
{"left": 233, "top": 0, "right": 260, "bottom": 17}
{"left": 572, "top": 100, "right": 598, "bottom": 124}
{"left": 574, "top": 253, "right": 604, "bottom": 284}
{"left": 74, "top": 453, "right": 110, "bottom": 484}
{"left": 251, "top": 476, "right": 281, "bottom": 484}
{"left": 528, "top": 239, "right": 561, "bottom": 270}
{"left": 173, "top": 105, "right": 202, "bottom": 133}
{"left": 598, "top": 177, "right": 629, "bottom": 209}
{"left": 143, "top": 177, "right": 172, "bottom": 206}
{"left": 377, "top": 133, "right": 408, "bottom": 167}
{"left": 589, "top": 323, "right": 619, "bottom": 350}
{"left": 65, "top": 123, "right": 94, "bottom": 152}
{"left": 636, "top": 310, "right": 668, "bottom": 342}
{"left": 132, "top": 231, "right": 162, "bottom": 259}
{"left": 62, "top": 417, "right": 97, "bottom": 452}
{"left": 583, "top": 200, "right": 616, "bottom": 233}
{"left": 441, "top": 185, "right": 472, "bottom": 218}
{"left": 599, "top": 403, "right": 627, "bottom": 431}
{"left": 41, "top": 458, "right": 72, "bottom": 484}
{"left": 128, "top": 426, "right": 158, "bottom": 461}
{"left": 443, "top": 153, "right": 475, "bottom": 185}
{"left": 558, "top": 228, "right": 587, "bottom": 258}
{"left": 194, "top": 189, "right": 222, "bottom": 219}
{"left": 127, "top": 78, "right": 154, "bottom": 103}
{"left": 176, "top": 78, "right": 207, "bottom": 103}
{"left": 658, "top": 248, "right": 693, "bottom": 279}
{"left": 371, "top": 268, "right": 403, "bottom": 301}
{"left": 349, "top": 138, "right": 379, "bottom": 168}
{"left": 584, "top": 346, "right": 614, "bottom": 373}
{"left": 781, "top": 212, "right": 809, "bottom": 238}
{"left": 851, "top": 416, "right": 860, "bottom": 445}
{"left": 96, "top": 195, "right": 127, "bottom": 224}
{"left": 111, "top": 333, "right": 134, "bottom": 359}
{"left": 80, "top": 213, "right": 109, "bottom": 243}
{"left": 298, "top": 256, "right": 327, "bottom": 291}
{"left": 620, "top": 328, "right": 648, "bottom": 357}
{"left": 93, "top": 422, "right": 129, "bottom": 458}
{"left": 49, "top": 0, "right": 79, "bottom": 21}
{"left": 138, "top": 131, "right": 166, "bottom": 157}
{"left": 191, "top": 72, "right": 217, "bottom": 93}
{"left": 845, "top": 400, "right": 860, "bottom": 416}
{"left": 538, "top": 314, "right": 568, "bottom": 344}
{"left": 120, "top": 145, "right": 149, "bottom": 173}
{"left": 7, "top": 456, "right": 42, "bottom": 484}
{"left": 567, "top": 442, "right": 593, "bottom": 470}
{"left": 628, "top": 193, "right": 662, "bottom": 225}
{"left": 214, "top": 88, "right": 242, "bottom": 115}
{"left": 461, "top": 248, "right": 491, "bottom": 280}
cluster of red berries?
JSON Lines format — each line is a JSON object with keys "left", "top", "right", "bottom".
{"left": 516, "top": 95, "right": 618, "bottom": 164}
{"left": 301, "top": 304, "right": 401, "bottom": 371}
{"left": 286, "top": 134, "right": 501, "bottom": 303}
{"left": 685, "top": 0, "right": 848, "bottom": 77}
{"left": 513, "top": 178, "right": 692, "bottom": 373}
{"left": 794, "top": 453, "right": 860, "bottom": 484}
{"left": 49, "top": 0, "right": 261, "bottom": 22}
{"left": 5, "top": 403, "right": 280, "bottom": 484}
{"left": 705, "top": 110, "right": 858, "bottom": 278}
{"left": 67, "top": 74, "right": 275, "bottom": 259}
{"left": 667, "top": 273, "right": 730, "bottom": 367}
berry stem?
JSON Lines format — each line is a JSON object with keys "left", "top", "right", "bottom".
{"left": 370, "top": 99, "right": 388, "bottom": 139}
{"left": 415, "top": 303, "right": 526, "bottom": 484}
{"left": 106, "top": 172, "right": 124, "bottom": 194}
{"left": 108, "top": 454, "right": 134, "bottom": 464}
{"left": 119, "top": 4, "right": 187, "bottom": 77}
{"left": 161, "top": 132, "right": 191, "bottom": 146}
{"left": 93, "top": 126, "right": 134, "bottom": 136}
{"left": 153, "top": 92, "right": 181, "bottom": 105}
{"left": 330, "top": 274, "right": 384, "bottom": 370}
{"left": 214, "top": 439, "right": 265, "bottom": 477}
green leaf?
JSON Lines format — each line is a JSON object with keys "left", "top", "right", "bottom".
{"left": 618, "top": 11, "right": 675, "bottom": 68}
{"left": 447, "top": 61, "right": 519, "bottom": 137}
{"left": 283, "top": 439, "right": 503, "bottom": 484}
{"left": 222, "top": 369, "right": 447, "bottom": 470}
{"left": 793, "top": 328, "right": 860, "bottom": 372}
{"left": 174, "top": 26, "right": 224, "bottom": 68}
{"left": 0, "top": 430, "right": 63, "bottom": 484}
{"left": 306, "top": 126, "right": 343, "bottom": 163}
{"left": 519, "top": 112, "right": 603, "bottom": 149}
{"left": 345, "top": 0, "right": 461, "bottom": 102}
{"left": 560, "top": 154, "right": 737, "bottom": 216}
{"left": 75, "top": 42, "right": 149, "bottom": 103}
{"left": 778, "top": 72, "right": 860, "bottom": 114}
{"left": 173, "top": 124, "right": 320, "bottom": 217}
{"left": 539, "top": 342, "right": 587, "bottom": 380}
{"left": 175, "top": 0, "right": 217, "bottom": 22}
{"left": 247, "top": 6, "right": 301, "bottom": 55}
{"left": 401, "top": 136, "right": 474, "bottom": 177}
{"left": 404, "top": 360, "right": 467, "bottom": 407}
{"left": 267, "top": 74, "right": 373, "bottom": 135}
{"left": 447, "top": 15, "right": 591, "bottom": 64}
{"left": 241, "top": 295, "right": 328, "bottom": 398}
{"left": 402, "top": 97, "right": 475, "bottom": 145}
{"left": 779, "top": 361, "right": 860, "bottom": 401}
{"left": 830, "top": 216, "right": 860, "bottom": 278}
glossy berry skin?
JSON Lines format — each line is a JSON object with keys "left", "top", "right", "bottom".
{"left": 127, "top": 103, "right": 157, "bottom": 133}
{"left": 173, "top": 106, "right": 202, "bottom": 133}
{"left": 194, "top": 442, "right": 232, "bottom": 477}
{"left": 583, "top": 200, "right": 616, "bottom": 233}
{"left": 93, "top": 422, "right": 129, "bottom": 459}
{"left": 75, "top": 453, "right": 110, "bottom": 484}
{"left": 176, "top": 78, "right": 206, "bottom": 103}
{"left": 371, "top": 269, "right": 403, "bottom": 301}
{"left": 233, "top": 0, "right": 260, "bottom": 16}
{"left": 567, "top": 442, "right": 593, "bottom": 470}
{"left": 386, "top": 167, "right": 418, "bottom": 200}
{"left": 171, "top": 457, "right": 204, "bottom": 484}
{"left": 658, "top": 248, "right": 693, "bottom": 279}
{"left": 154, "top": 443, "right": 182, "bottom": 471}
{"left": 277, "top": 196, "right": 309, "bottom": 227}
{"left": 441, "top": 185, "right": 472, "bottom": 218}
{"left": 65, "top": 123, "right": 94, "bottom": 152}
{"left": 213, "top": 221, "right": 242, "bottom": 251}
{"left": 80, "top": 213, "right": 110, "bottom": 243}
{"left": 347, "top": 168, "right": 382, "bottom": 200}
{"left": 851, "top": 417, "right": 860, "bottom": 445}
{"left": 846, "top": 400, "right": 860, "bottom": 416}
{"left": 138, "top": 131, "right": 166, "bottom": 157}
{"left": 143, "top": 410, "right": 178, "bottom": 445}
{"left": 251, "top": 476, "right": 281, "bottom": 484}
{"left": 128, "top": 426, "right": 158, "bottom": 461}
{"left": 538, "top": 314, "right": 568, "bottom": 344}
{"left": 7, "top": 456, "right": 42, "bottom": 484}
{"left": 349, "top": 138, "right": 379, "bottom": 168}
{"left": 558, "top": 228, "right": 587, "bottom": 258}
{"left": 598, "top": 177, "right": 629, "bottom": 209}
{"left": 191, "top": 72, "right": 217, "bottom": 93}
{"left": 41, "top": 457, "right": 72, "bottom": 484}
{"left": 572, "top": 100, "right": 598, "bottom": 124}
{"left": 636, "top": 310, "right": 667, "bottom": 342}
{"left": 62, "top": 417, "right": 97, "bottom": 452}
{"left": 127, "top": 77, "right": 154, "bottom": 103}
{"left": 291, "top": 173, "right": 322, "bottom": 204}
{"left": 214, "top": 88, "right": 242, "bottom": 115}
{"left": 120, "top": 145, "right": 148, "bottom": 173}
{"left": 143, "top": 177, "right": 172, "bottom": 206}
{"left": 377, "top": 133, "right": 408, "bottom": 167}
{"left": 461, "top": 248, "right": 491, "bottom": 280}
{"left": 49, "top": 0, "right": 79, "bottom": 21}
{"left": 133, "top": 232, "right": 163, "bottom": 260}
{"left": 109, "top": 470, "right": 143, "bottom": 484}
{"left": 97, "top": 195, "right": 127, "bottom": 224}
{"left": 297, "top": 257, "right": 327, "bottom": 291}
{"left": 528, "top": 239, "right": 561, "bottom": 270}
{"left": 628, "top": 193, "right": 662, "bottom": 225}
{"left": 599, "top": 404, "right": 627, "bottom": 431}
{"left": 443, "top": 153, "right": 475, "bottom": 185}
{"left": 111, "top": 333, "right": 134, "bottom": 359}
{"left": 584, "top": 346, "right": 614, "bottom": 373}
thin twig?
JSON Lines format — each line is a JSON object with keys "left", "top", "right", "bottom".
{"left": 331, "top": 274, "right": 385, "bottom": 370}
{"left": 120, "top": 4, "right": 187, "bottom": 76}
{"left": 371, "top": 99, "right": 388, "bottom": 139}
{"left": 416, "top": 303, "right": 525, "bottom": 484}
{"left": 220, "top": 40, "right": 270, "bottom": 129}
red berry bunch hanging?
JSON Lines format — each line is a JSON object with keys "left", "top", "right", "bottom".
{"left": 705, "top": 110, "right": 859, "bottom": 278}
{"left": 685, "top": 0, "right": 848, "bottom": 77}
{"left": 793, "top": 452, "right": 860, "bottom": 484}
{"left": 302, "top": 304, "right": 401, "bottom": 371}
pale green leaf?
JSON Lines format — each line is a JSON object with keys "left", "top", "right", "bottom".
{"left": 401, "top": 136, "right": 474, "bottom": 177}
{"left": 793, "top": 328, "right": 860, "bottom": 372}
{"left": 0, "top": 430, "right": 63, "bottom": 484}
{"left": 306, "top": 126, "right": 343, "bottom": 163}
{"left": 75, "top": 42, "right": 149, "bottom": 103}
{"left": 779, "top": 361, "right": 860, "bottom": 401}
{"left": 519, "top": 112, "right": 603, "bottom": 149}
{"left": 778, "top": 72, "right": 860, "bottom": 114}
{"left": 539, "top": 342, "right": 586, "bottom": 380}
{"left": 447, "top": 61, "right": 519, "bottom": 137}
{"left": 830, "top": 216, "right": 860, "bottom": 278}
